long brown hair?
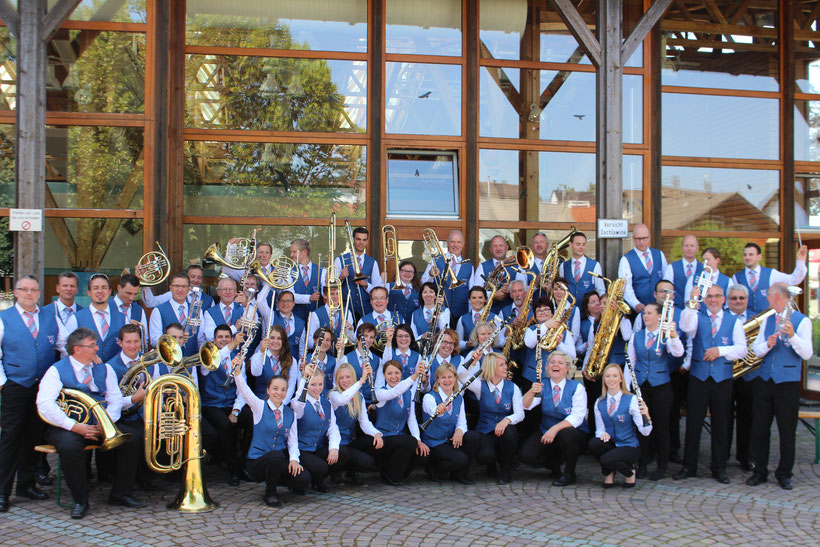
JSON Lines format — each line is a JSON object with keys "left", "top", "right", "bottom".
{"left": 268, "top": 324, "right": 293, "bottom": 380}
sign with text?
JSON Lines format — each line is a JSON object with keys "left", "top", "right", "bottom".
{"left": 597, "top": 219, "right": 628, "bottom": 239}
{"left": 9, "top": 209, "right": 43, "bottom": 232}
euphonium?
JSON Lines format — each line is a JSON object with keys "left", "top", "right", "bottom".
{"left": 733, "top": 308, "right": 777, "bottom": 379}
{"left": 120, "top": 334, "right": 182, "bottom": 417}
{"left": 539, "top": 227, "right": 577, "bottom": 293}
{"left": 383, "top": 225, "right": 405, "bottom": 290}
{"left": 134, "top": 241, "right": 170, "bottom": 286}
{"left": 171, "top": 341, "right": 221, "bottom": 379}
{"left": 539, "top": 283, "right": 575, "bottom": 351}
{"left": 39, "top": 389, "right": 130, "bottom": 451}
{"left": 585, "top": 273, "right": 631, "bottom": 380}
{"left": 144, "top": 374, "right": 218, "bottom": 512}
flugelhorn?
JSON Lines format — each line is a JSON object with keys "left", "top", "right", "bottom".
{"left": 39, "top": 389, "right": 130, "bottom": 452}
{"left": 134, "top": 241, "right": 170, "bottom": 286}
{"left": 383, "top": 225, "right": 405, "bottom": 290}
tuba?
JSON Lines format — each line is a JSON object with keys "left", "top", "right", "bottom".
{"left": 171, "top": 341, "right": 221, "bottom": 380}
{"left": 383, "top": 225, "right": 405, "bottom": 290}
{"left": 144, "top": 374, "right": 218, "bottom": 512}
{"left": 733, "top": 308, "right": 777, "bottom": 379}
{"left": 540, "top": 227, "right": 577, "bottom": 294}
{"left": 585, "top": 273, "right": 631, "bottom": 380}
{"left": 134, "top": 242, "right": 170, "bottom": 286}
{"left": 120, "top": 334, "right": 182, "bottom": 417}
{"left": 538, "top": 282, "right": 575, "bottom": 351}
{"left": 40, "top": 389, "right": 130, "bottom": 451}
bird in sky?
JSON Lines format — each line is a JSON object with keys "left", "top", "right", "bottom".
{"left": 418, "top": 91, "right": 432, "bottom": 98}
{"left": 574, "top": 114, "right": 585, "bottom": 120}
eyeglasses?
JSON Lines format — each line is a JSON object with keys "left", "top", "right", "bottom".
{"left": 634, "top": 236, "right": 650, "bottom": 241}
{"left": 705, "top": 294, "right": 723, "bottom": 299}
{"left": 15, "top": 288, "right": 40, "bottom": 293}
{"left": 170, "top": 284, "right": 190, "bottom": 289}
{"left": 75, "top": 342, "right": 99, "bottom": 348}
{"left": 729, "top": 296, "right": 747, "bottom": 301}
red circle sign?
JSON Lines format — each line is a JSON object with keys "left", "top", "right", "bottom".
{"left": 21, "top": 220, "right": 31, "bottom": 231}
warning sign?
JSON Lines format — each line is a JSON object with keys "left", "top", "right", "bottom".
{"left": 9, "top": 209, "right": 43, "bottom": 232}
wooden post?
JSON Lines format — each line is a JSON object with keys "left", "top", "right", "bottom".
{"left": 780, "top": 0, "right": 795, "bottom": 269}
{"left": 368, "top": 0, "right": 384, "bottom": 261}
{"left": 465, "top": 0, "right": 478, "bottom": 261}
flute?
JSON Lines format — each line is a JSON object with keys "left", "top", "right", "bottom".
{"left": 624, "top": 343, "right": 651, "bottom": 428}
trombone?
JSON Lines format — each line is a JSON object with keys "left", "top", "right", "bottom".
{"left": 344, "top": 220, "right": 368, "bottom": 282}
{"left": 134, "top": 241, "right": 170, "bottom": 286}
{"left": 423, "top": 228, "right": 465, "bottom": 290}
{"left": 382, "top": 225, "right": 405, "bottom": 290}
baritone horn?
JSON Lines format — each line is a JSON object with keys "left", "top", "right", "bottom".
{"left": 144, "top": 374, "right": 218, "bottom": 512}
{"left": 39, "top": 389, "right": 130, "bottom": 452}
{"left": 382, "top": 225, "right": 405, "bottom": 290}
{"left": 134, "top": 242, "right": 170, "bottom": 286}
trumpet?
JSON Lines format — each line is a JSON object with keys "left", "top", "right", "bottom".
{"left": 383, "top": 225, "right": 405, "bottom": 290}
{"left": 344, "top": 220, "right": 367, "bottom": 282}
{"left": 656, "top": 289, "right": 675, "bottom": 355}
{"left": 423, "top": 228, "right": 465, "bottom": 289}
{"left": 134, "top": 241, "right": 170, "bottom": 286}
{"left": 688, "top": 265, "right": 714, "bottom": 308}
{"left": 183, "top": 287, "right": 203, "bottom": 344}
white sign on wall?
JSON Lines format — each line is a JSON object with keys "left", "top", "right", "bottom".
{"left": 597, "top": 219, "right": 628, "bottom": 239}
{"left": 8, "top": 209, "right": 43, "bottom": 232}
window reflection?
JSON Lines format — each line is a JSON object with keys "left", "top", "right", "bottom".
{"left": 661, "top": 166, "right": 779, "bottom": 232}
{"left": 186, "top": 56, "right": 366, "bottom": 132}
{"left": 186, "top": 0, "right": 367, "bottom": 52}
{"left": 795, "top": 175, "right": 820, "bottom": 228}
{"left": 44, "top": 217, "right": 144, "bottom": 272}
{"left": 662, "top": 93, "right": 779, "bottom": 160}
{"left": 183, "top": 141, "right": 366, "bottom": 218}
{"left": 795, "top": 100, "right": 820, "bottom": 162}
{"left": 0, "top": 125, "right": 13, "bottom": 208}
{"left": 64, "top": 0, "right": 147, "bottom": 23}
{"left": 386, "top": 0, "right": 461, "bottom": 56}
{"left": 0, "top": 28, "right": 15, "bottom": 110}
{"left": 386, "top": 151, "right": 459, "bottom": 218}
{"left": 661, "top": 236, "right": 779, "bottom": 280}
{"left": 385, "top": 62, "right": 462, "bottom": 135}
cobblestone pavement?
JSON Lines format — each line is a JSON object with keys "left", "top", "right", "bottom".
{"left": 1, "top": 422, "right": 818, "bottom": 546}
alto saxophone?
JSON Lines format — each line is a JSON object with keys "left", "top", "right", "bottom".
{"left": 538, "top": 283, "right": 575, "bottom": 352}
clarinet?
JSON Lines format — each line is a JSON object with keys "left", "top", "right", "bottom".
{"left": 359, "top": 334, "right": 375, "bottom": 394}
{"left": 419, "top": 316, "right": 512, "bottom": 431}
{"left": 624, "top": 343, "right": 651, "bottom": 427}
{"left": 222, "top": 322, "right": 258, "bottom": 389}
{"left": 414, "top": 330, "right": 445, "bottom": 404}
{"left": 297, "top": 342, "right": 324, "bottom": 403}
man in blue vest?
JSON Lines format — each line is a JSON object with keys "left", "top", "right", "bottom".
{"left": 288, "top": 238, "right": 322, "bottom": 323}
{"left": 746, "top": 283, "right": 813, "bottom": 490}
{"left": 61, "top": 274, "right": 125, "bottom": 363}
{"left": 422, "top": 230, "right": 474, "bottom": 323}
{"left": 36, "top": 328, "right": 145, "bottom": 518}
{"left": 335, "top": 226, "right": 383, "bottom": 320}
{"left": 203, "top": 277, "right": 244, "bottom": 341}
{"left": 560, "top": 231, "right": 604, "bottom": 304}
{"left": 141, "top": 264, "right": 214, "bottom": 312}
{"left": 111, "top": 274, "right": 148, "bottom": 336}
{"left": 0, "top": 276, "right": 60, "bottom": 511}
{"left": 41, "top": 271, "right": 83, "bottom": 332}
{"left": 148, "top": 273, "right": 205, "bottom": 357}
{"left": 731, "top": 243, "right": 807, "bottom": 315}
{"left": 662, "top": 235, "right": 703, "bottom": 310}
{"left": 725, "top": 284, "right": 755, "bottom": 472}
{"left": 674, "top": 285, "right": 746, "bottom": 483}
{"left": 470, "top": 235, "right": 522, "bottom": 314}
{"left": 619, "top": 224, "right": 668, "bottom": 312}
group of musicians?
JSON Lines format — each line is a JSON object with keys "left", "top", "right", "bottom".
{"left": 0, "top": 224, "right": 812, "bottom": 516}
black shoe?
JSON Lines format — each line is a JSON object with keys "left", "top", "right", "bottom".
{"left": 345, "top": 471, "right": 366, "bottom": 486}
{"left": 313, "top": 481, "right": 329, "bottom": 493}
{"left": 738, "top": 461, "right": 755, "bottom": 473}
{"left": 330, "top": 471, "right": 344, "bottom": 485}
{"left": 263, "top": 494, "right": 281, "bottom": 507}
{"left": 602, "top": 480, "right": 616, "bottom": 489}
{"left": 549, "top": 467, "right": 562, "bottom": 479}
{"left": 497, "top": 467, "right": 511, "bottom": 485}
{"left": 636, "top": 465, "right": 647, "bottom": 479}
{"left": 0, "top": 495, "right": 9, "bottom": 512}
{"left": 227, "top": 474, "right": 240, "bottom": 487}
{"left": 746, "top": 473, "right": 767, "bottom": 486}
{"left": 777, "top": 477, "right": 793, "bottom": 490}
{"left": 649, "top": 467, "right": 667, "bottom": 481}
{"left": 240, "top": 468, "right": 252, "bottom": 482}
{"left": 622, "top": 481, "right": 636, "bottom": 489}
{"left": 673, "top": 468, "right": 695, "bottom": 481}
{"left": 108, "top": 494, "right": 146, "bottom": 508}
{"left": 380, "top": 471, "right": 402, "bottom": 487}
{"left": 712, "top": 471, "right": 729, "bottom": 484}
{"left": 455, "top": 474, "right": 475, "bottom": 485}
{"left": 16, "top": 486, "right": 48, "bottom": 501}
{"left": 669, "top": 453, "right": 683, "bottom": 464}
{"left": 70, "top": 502, "right": 88, "bottom": 519}
{"left": 34, "top": 473, "right": 53, "bottom": 487}
{"left": 552, "top": 473, "right": 576, "bottom": 487}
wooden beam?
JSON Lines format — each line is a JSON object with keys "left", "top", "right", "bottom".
{"left": 549, "top": 0, "right": 601, "bottom": 67}
{"left": 622, "top": 0, "right": 673, "bottom": 63}
{"left": 41, "top": 0, "right": 81, "bottom": 42}
{"left": 781, "top": 0, "right": 795, "bottom": 270}
{"left": 368, "top": 0, "right": 384, "bottom": 262}
{"left": 801, "top": 1, "right": 820, "bottom": 31}
{"left": 728, "top": 0, "right": 753, "bottom": 26}
{"left": 465, "top": 0, "right": 478, "bottom": 263}
{"left": 0, "top": 0, "right": 18, "bottom": 37}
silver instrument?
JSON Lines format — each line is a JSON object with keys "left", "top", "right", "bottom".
{"left": 692, "top": 265, "right": 714, "bottom": 305}
{"left": 778, "top": 286, "right": 802, "bottom": 344}
{"left": 656, "top": 289, "right": 675, "bottom": 355}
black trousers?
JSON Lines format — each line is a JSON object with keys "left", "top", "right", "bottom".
{"left": 352, "top": 434, "right": 417, "bottom": 483}
{"left": 0, "top": 381, "right": 43, "bottom": 495}
{"left": 518, "top": 427, "right": 587, "bottom": 475}
{"left": 638, "top": 381, "right": 673, "bottom": 470}
{"left": 730, "top": 377, "right": 757, "bottom": 466}
{"left": 425, "top": 430, "right": 481, "bottom": 478}
{"left": 583, "top": 377, "right": 603, "bottom": 437}
{"left": 202, "top": 407, "right": 240, "bottom": 475}
{"left": 750, "top": 379, "right": 801, "bottom": 480}
{"left": 45, "top": 419, "right": 143, "bottom": 505}
{"left": 300, "top": 445, "right": 351, "bottom": 486}
{"left": 339, "top": 444, "right": 377, "bottom": 473}
{"left": 588, "top": 438, "right": 641, "bottom": 476}
{"left": 475, "top": 426, "right": 519, "bottom": 472}
{"left": 669, "top": 368, "right": 688, "bottom": 457}
{"left": 237, "top": 406, "right": 254, "bottom": 467}
{"left": 247, "top": 450, "right": 311, "bottom": 496}
{"left": 683, "top": 376, "right": 733, "bottom": 474}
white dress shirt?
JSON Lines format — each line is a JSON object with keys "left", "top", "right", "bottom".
{"left": 148, "top": 299, "right": 205, "bottom": 349}
{"left": 466, "top": 378, "right": 524, "bottom": 425}
{"left": 54, "top": 299, "right": 79, "bottom": 327}
{"left": 662, "top": 258, "right": 701, "bottom": 287}
{"left": 730, "top": 261, "right": 808, "bottom": 290}
{"left": 679, "top": 308, "right": 748, "bottom": 368}
{"left": 593, "top": 390, "right": 653, "bottom": 439}
{"left": 291, "top": 378, "right": 341, "bottom": 450}
{"left": 234, "top": 373, "right": 300, "bottom": 461}
{"left": 374, "top": 377, "right": 421, "bottom": 440}
{"left": 113, "top": 295, "right": 148, "bottom": 334}
{"left": 524, "top": 377, "right": 586, "bottom": 429}
{"left": 752, "top": 312, "right": 814, "bottom": 361}
{"left": 203, "top": 302, "right": 240, "bottom": 341}
{"left": 288, "top": 261, "right": 319, "bottom": 305}
{"left": 328, "top": 380, "right": 381, "bottom": 438}
{"left": 422, "top": 387, "right": 468, "bottom": 434}
{"left": 618, "top": 249, "right": 669, "bottom": 310}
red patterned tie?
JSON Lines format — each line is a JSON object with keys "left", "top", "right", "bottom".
{"left": 223, "top": 305, "right": 231, "bottom": 325}
{"left": 97, "top": 311, "right": 109, "bottom": 337}
{"left": 748, "top": 270, "right": 757, "bottom": 291}
{"left": 403, "top": 288, "right": 410, "bottom": 298}
{"left": 494, "top": 387, "right": 501, "bottom": 405}
{"left": 82, "top": 365, "right": 94, "bottom": 389}
{"left": 23, "top": 311, "right": 38, "bottom": 338}
{"left": 302, "top": 265, "right": 310, "bottom": 288}
{"left": 643, "top": 251, "right": 652, "bottom": 274}
{"left": 314, "top": 401, "right": 324, "bottom": 420}
{"left": 574, "top": 260, "right": 581, "bottom": 282}
{"left": 710, "top": 313, "right": 718, "bottom": 336}
{"left": 686, "top": 263, "right": 693, "bottom": 278}
{"left": 274, "top": 408, "right": 283, "bottom": 428}
{"left": 178, "top": 305, "right": 186, "bottom": 324}
{"left": 608, "top": 397, "right": 616, "bottom": 416}
{"left": 646, "top": 331, "right": 656, "bottom": 349}
{"left": 552, "top": 385, "right": 561, "bottom": 406}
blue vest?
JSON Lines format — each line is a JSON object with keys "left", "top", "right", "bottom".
{"left": 291, "top": 262, "right": 321, "bottom": 322}
{"left": 252, "top": 353, "right": 288, "bottom": 398}
{"left": 476, "top": 380, "right": 515, "bottom": 434}
{"left": 500, "top": 303, "right": 534, "bottom": 324}
{"left": 345, "top": 351, "right": 375, "bottom": 403}
{"left": 421, "top": 391, "right": 463, "bottom": 448}
{"left": 434, "top": 254, "right": 473, "bottom": 320}
{"left": 248, "top": 402, "right": 294, "bottom": 459}
{"left": 205, "top": 303, "right": 244, "bottom": 332}
{"left": 733, "top": 267, "right": 772, "bottom": 315}
{"left": 41, "top": 302, "right": 85, "bottom": 328}
{"left": 0, "top": 307, "right": 59, "bottom": 387}
{"left": 199, "top": 349, "right": 238, "bottom": 408}
{"left": 759, "top": 311, "right": 807, "bottom": 383}
{"left": 392, "top": 350, "right": 420, "bottom": 380}
{"left": 479, "top": 259, "right": 515, "bottom": 313}
{"left": 429, "top": 354, "right": 462, "bottom": 380}
{"left": 690, "top": 312, "right": 737, "bottom": 382}
{"left": 632, "top": 330, "right": 674, "bottom": 386}
{"left": 374, "top": 388, "right": 411, "bottom": 436}
{"left": 597, "top": 394, "right": 639, "bottom": 447}
{"left": 521, "top": 325, "right": 569, "bottom": 383}
{"left": 671, "top": 260, "right": 704, "bottom": 309}
{"left": 387, "top": 283, "right": 419, "bottom": 322}
{"left": 74, "top": 302, "right": 125, "bottom": 363}
{"left": 53, "top": 358, "right": 109, "bottom": 424}
{"left": 109, "top": 297, "right": 143, "bottom": 322}
{"left": 411, "top": 307, "right": 439, "bottom": 338}
{"left": 272, "top": 312, "right": 306, "bottom": 357}
{"left": 360, "top": 310, "right": 403, "bottom": 330}
{"left": 313, "top": 306, "right": 344, "bottom": 340}
{"left": 459, "top": 309, "right": 497, "bottom": 340}
{"left": 298, "top": 396, "right": 332, "bottom": 452}
{"left": 580, "top": 317, "right": 592, "bottom": 346}
{"left": 107, "top": 353, "right": 144, "bottom": 421}
{"left": 334, "top": 392, "right": 363, "bottom": 446}
{"left": 156, "top": 300, "right": 200, "bottom": 357}
{"left": 561, "top": 258, "right": 600, "bottom": 303}
{"left": 540, "top": 379, "right": 588, "bottom": 434}
{"left": 625, "top": 248, "right": 664, "bottom": 306}
{"left": 340, "top": 252, "right": 376, "bottom": 316}
{"left": 636, "top": 307, "right": 686, "bottom": 369}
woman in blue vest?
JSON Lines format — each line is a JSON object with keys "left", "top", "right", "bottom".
{"left": 249, "top": 325, "right": 298, "bottom": 403}
{"left": 232, "top": 369, "right": 309, "bottom": 507}
{"left": 466, "top": 353, "right": 523, "bottom": 485}
{"left": 521, "top": 298, "right": 577, "bottom": 393}
{"left": 626, "top": 302, "right": 683, "bottom": 481}
{"left": 578, "top": 291, "right": 602, "bottom": 361}
{"left": 371, "top": 359, "right": 427, "bottom": 485}
{"left": 420, "top": 363, "right": 481, "bottom": 484}
{"left": 378, "top": 324, "right": 421, "bottom": 389}
{"left": 410, "top": 282, "right": 450, "bottom": 344}
{"left": 520, "top": 351, "right": 588, "bottom": 487}
{"left": 428, "top": 328, "right": 462, "bottom": 380}
{"left": 300, "top": 327, "right": 340, "bottom": 393}
{"left": 338, "top": 323, "right": 378, "bottom": 404}
{"left": 589, "top": 364, "right": 653, "bottom": 488}
{"left": 330, "top": 362, "right": 379, "bottom": 485}
{"left": 456, "top": 286, "right": 500, "bottom": 352}
{"left": 387, "top": 259, "right": 420, "bottom": 321}
{"left": 291, "top": 371, "right": 346, "bottom": 493}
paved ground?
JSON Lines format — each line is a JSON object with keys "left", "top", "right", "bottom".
{"left": 1, "top": 419, "right": 818, "bottom": 546}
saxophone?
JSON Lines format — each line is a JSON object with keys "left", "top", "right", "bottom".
{"left": 732, "top": 308, "right": 777, "bottom": 379}
{"left": 539, "top": 226, "right": 577, "bottom": 293}
{"left": 538, "top": 282, "right": 575, "bottom": 351}
{"left": 510, "top": 271, "right": 537, "bottom": 350}
{"left": 585, "top": 273, "right": 631, "bottom": 380}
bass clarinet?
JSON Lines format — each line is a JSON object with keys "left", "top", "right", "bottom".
{"left": 624, "top": 342, "right": 651, "bottom": 428}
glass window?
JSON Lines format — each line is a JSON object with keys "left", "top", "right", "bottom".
{"left": 795, "top": 174, "right": 820, "bottom": 228}
{"left": 44, "top": 217, "right": 144, "bottom": 273}
{"left": 185, "top": 56, "right": 366, "bottom": 132}
{"left": 46, "top": 125, "right": 144, "bottom": 209}
{"left": 385, "top": 62, "right": 462, "bottom": 136}
{"left": 661, "top": 166, "right": 779, "bottom": 232}
{"left": 0, "top": 124, "right": 13, "bottom": 207}
{"left": 386, "top": 0, "right": 461, "bottom": 56}
{"left": 46, "top": 31, "right": 145, "bottom": 113}
{"left": 183, "top": 141, "right": 366, "bottom": 218}
{"left": 186, "top": 0, "right": 367, "bottom": 53}
{"left": 65, "top": 0, "right": 147, "bottom": 23}
{"left": 386, "top": 151, "right": 459, "bottom": 218}
{"left": 795, "top": 100, "right": 820, "bottom": 162}
{"left": 0, "top": 27, "right": 15, "bottom": 110}
{"left": 662, "top": 93, "right": 779, "bottom": 160}
{"left": 660, "top": 236, "right": 780, "bottom": 280}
